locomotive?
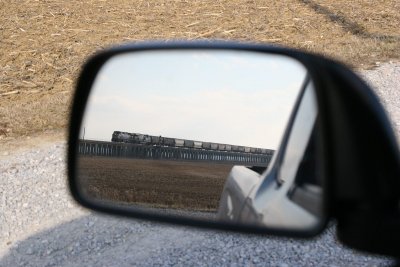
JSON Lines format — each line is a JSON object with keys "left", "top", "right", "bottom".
{"left": 111, "top": 131, "right": 273, "bottom": 155}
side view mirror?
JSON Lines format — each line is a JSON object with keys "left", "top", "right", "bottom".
{"left": 68, "top": 41, "right": 400, "bottom": 257}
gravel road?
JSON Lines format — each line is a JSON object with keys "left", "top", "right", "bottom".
{"left": 1, "top": 62, "right": 399, "bottom": 266}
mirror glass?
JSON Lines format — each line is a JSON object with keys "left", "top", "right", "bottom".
{"left": 76, "top": 49, "right": 323, "bottom": 231}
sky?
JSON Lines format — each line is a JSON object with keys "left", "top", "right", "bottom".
{"left": 80, "top": 49, "right": 308, "bottom": 150}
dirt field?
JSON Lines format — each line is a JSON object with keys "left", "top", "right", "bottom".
{"left": 77, "top": 156, "right": 234, "bottom": 212}
{"left": 1, "top": 1, "right": 399, "bottom": 143}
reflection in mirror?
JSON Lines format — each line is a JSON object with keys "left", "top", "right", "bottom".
{"left": 76, "top": 49, "right": 322, "bottom": 230}
{"left": 219, "top": 81, "right": 321, "bottom": 229}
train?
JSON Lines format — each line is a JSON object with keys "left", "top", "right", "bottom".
{"left": 111, "top": 131, "right": 273, "bottom": 155}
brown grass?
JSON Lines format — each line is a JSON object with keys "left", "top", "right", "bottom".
{"left": 77, "top": 156, "right": 233, "bottom": 211}
{"left": 1, "top": 1, "right": 399, "bottom": 142}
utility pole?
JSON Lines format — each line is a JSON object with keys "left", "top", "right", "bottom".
{"left": 83, "top": 127, "right": 85, "bottom": 140}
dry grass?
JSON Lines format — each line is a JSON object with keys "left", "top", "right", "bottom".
{"left": 0, "top": 0, "right": 399, "bottom": 141}
{"left": 311, "top": 0, "right": 400, "bottom": 37}
{"left": 77, "top": 156, "right": 233, "bottom": 211}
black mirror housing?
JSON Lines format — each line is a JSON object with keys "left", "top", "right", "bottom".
{"left": 67, "top": 41, "right": 400, "bottom": 257}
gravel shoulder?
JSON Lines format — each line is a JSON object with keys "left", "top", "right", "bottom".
{"left": 0, "top": 62, "right": 399, "bottom": 266}
{"left": 359, "top": 61, "right": 400, "bottom": 142}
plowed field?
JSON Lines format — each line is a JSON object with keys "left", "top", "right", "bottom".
{"left": 77, "top": 156, "right": 234, "bottom": 211}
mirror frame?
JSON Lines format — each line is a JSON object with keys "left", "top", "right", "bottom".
{"left": 68, "top": 40, "right": 335, "bottom": 238}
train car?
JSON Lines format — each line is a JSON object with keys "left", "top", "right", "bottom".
{"left": 144, "top": 135, "right": 151, "bottom": 144}
{"left": 136, "top": 134, "right": 151, "bottom": 144}
{"left": 136, "top": 134, "right": 144, "bottom": 143}
{"left": 218, "top": 144, "right": 226, "bottom": 151}
{"left": 194, "top": 141, "right": 202, "bottom": 149}
{"left": 225, "top": 144, "right": 232, "bottom": 151}
{"left": 244, "top": 147, "right": 251, "bottom": 153}
{"left": 250, "top": 147, "right": 256, "bottom": 153}
{"left": 175, "top": 139, "right": 184, "bottom": 147}
{"left": 237, "top": 146, "right": 245, "bottom": 152}
{"left": 163, "top": 137, "right": 175, "bottom": 147}
{"left": 112, "top": 131, "right": 133, "bottom": 143}
{"left": 202, "top": 142, "right": 211, "bottom": 150}
{"left": 150, "top": 135, "right": 160, "bottom": 145}
{"left": 231, "top": 145, "right": 238, "bottom": 152}
{"left": 210, "top": 143, "right": 218, "bottom": 150}
{"left": 129, "top": 133, "right": 139, "bottom": 143}
{"left": 111, "top": 131, "right": 121, "bottom": 142}
{"left": 184, "top": 140, "right": 194, "bottom": 148}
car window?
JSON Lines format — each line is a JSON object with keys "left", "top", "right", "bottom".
{"left": 278, "top": 81, "right": 317, "bottom": 185}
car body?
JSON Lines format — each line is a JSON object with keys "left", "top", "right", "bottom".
{"left": 218, "top": 79, "right": 322, "bottom": 230}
